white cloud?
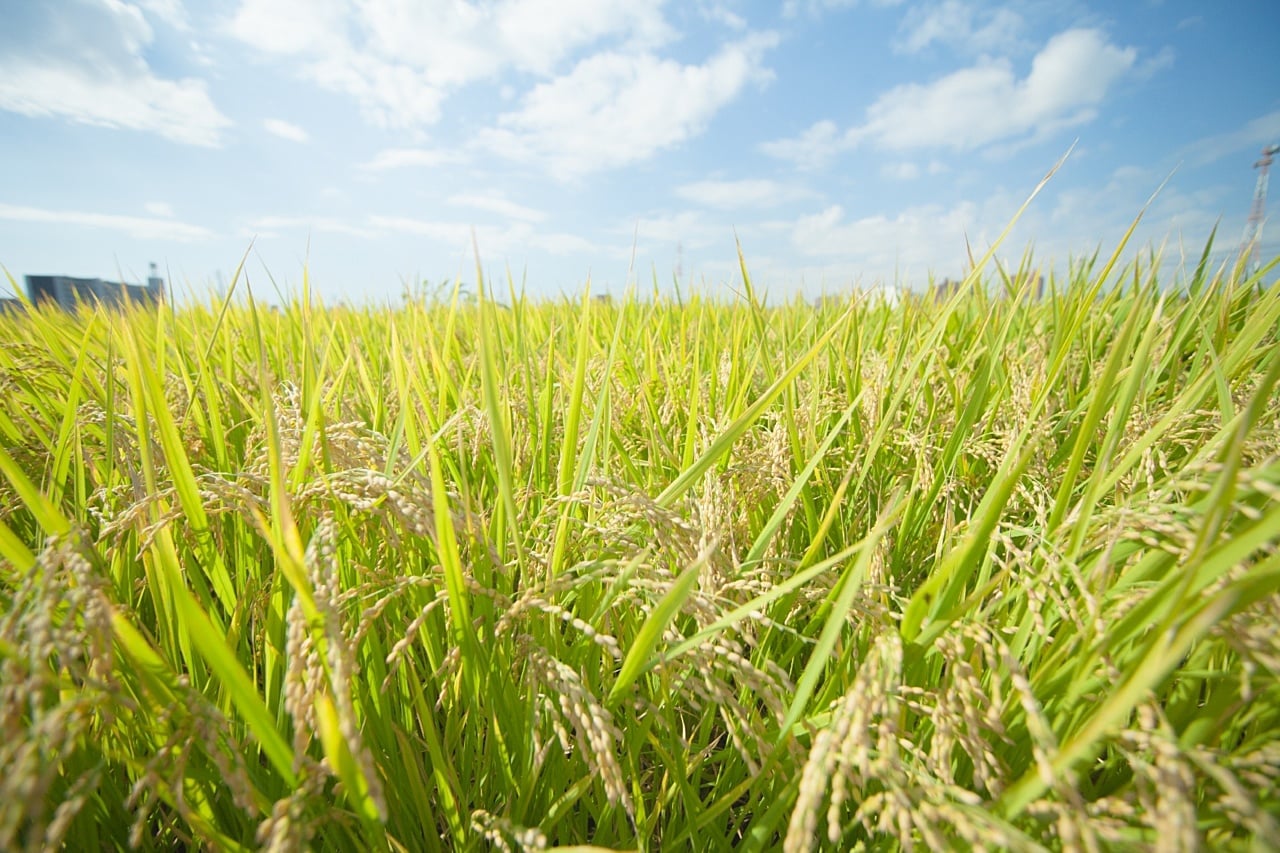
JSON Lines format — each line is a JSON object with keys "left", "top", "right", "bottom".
{"left": 759, "top": 120, "right": 844, "bottom": 169}
{"left": 231, "top": 0, "right": 445, "bottom": 126}
{"left": 627, "top": 210, "right": 743, "bottom": 252}
{"left": 634, "top": 211, "right": 712, "bottom": 246}
{"left": 780, "top": 188, "right": 1162, "bottom": 287}
{"left": 882, "top": 162, "right": 920, "bottom": 180}
{"left": 698, "top": 2, "right": 748, "bottom": 30}
{"left": 448, "top": 193, "right": 547, "bottom": 223}
{"left": 880, "top": 160, "right": 947, "bottom": 180}
{"left": 765, "top": 28, "right": 1137, "bottom": 164}
{"left": 371, "top": 215, "right": 500, "bottom": 245}
{"left": 895, "top": 1, "right": 1025, "bottom": 55}
{"left": 359, "top": 147, "right": 466, "bottom": 171}
{"left": 144, "top": 201, "right": 175, "bottom": 217}
{"left": 675, "top": 179, "right": 814, "bottom": 208}
{"left": 852, "top": 29, "right": 1136, "bottom": 151}
{"left": 792, "top": 203, "right": 979, "bottom": 273}
{"left": 0, "top": 63, "right": 229, "bottom": 146}
{"left": 0, "top": 0, "right": 230, "bottom": 146}
{"left": 483, "top": 0, "right": 673, "bottom": 74}
{"left": 1045, "top": 166, "right": 1225, "bottom": 242}
{"left": 227, "top": 0, "right": 348, "bottom": 56}
{"left": 480, "top": 34, "right": 778, "bottom": 178}
{"left": 368, "top": 214, "right": 605, "bottom": 258}
{"left": 530, "top": 232, "right": 601, "bottom": 255}
{"left": 0, "top": 202, "right": 213, "bottom": 241}
{"left": 308, "top": 52, "right": 450, "bottom": 127}
{"left": 229, "top": 1, "right": 775, "bottom": 173}
{"left": 776, "top": 166, "right": 1238, "bottom": 291}
{"left": 229, "top": 0, "right": 674, "bottom": 129}
{"left": 264, "top": 118, "right": 310, "bottom": 142}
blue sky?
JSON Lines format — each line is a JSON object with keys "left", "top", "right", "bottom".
{"left": 1, "top": 0, "right": 1278, "bottom": 302}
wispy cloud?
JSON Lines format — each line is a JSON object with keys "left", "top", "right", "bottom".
{"left": 264, "top": 118, "right": 310, "bottom": 143}
{"left": 791, "top": 202, "right": 978, "bottom": 267}
{"left": 448, "top": 193, "right": 546, "bottom": 223}
{"left": 894, "top": 1, "right": 1026, "bottom": 55}
{"left": 0, "top": 202, "right": 213, "bottom": 241}
{"left": 367, "top": 214, "right": 605, "bottom": 258}
{"left": 697, "top": 1, "right": 748, "bottom": 30}
{"left": 626, "top": 210, "right": 738, "bottom": 252}
{"left": 759, "top": 120, "right": 844, "bottom": 170}
{"left": 1181, "top": 109, "right": 1280, "bottom": 166}
{"left": 243, "top": 215, "right": 376, "bottom": 238}
{"left": 359, "top": 147, "right": 465, "bottom": 171}
{"left": 675, "top": 178, "right": 815, "bottom": 208}
{"left": 135, "top": 0, "right": 191, "bottom": 31}
{"left": 881, "top": 161, "right": 947, "bottom": 180}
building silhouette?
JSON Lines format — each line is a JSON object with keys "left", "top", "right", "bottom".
{"left": 17, "top": 263, "right": 164, "bottom": 312}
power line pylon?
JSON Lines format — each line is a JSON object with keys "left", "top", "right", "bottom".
{"left": 1240, "top": 143, "right": 1280, "bottom": 272}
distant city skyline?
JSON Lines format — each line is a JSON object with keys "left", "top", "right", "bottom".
{"left": 2, "top": 0, "right": 1278, "bottom": 303}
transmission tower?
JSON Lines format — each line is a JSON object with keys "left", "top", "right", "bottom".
{"left": 1240, "top": 143, "right": 1280, "bottom": 272}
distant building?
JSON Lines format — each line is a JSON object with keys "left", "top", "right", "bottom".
{"left": 932, "top": 277, "right": 961, "bottom": 303}
{"left": 24, "top": 262, "right": 164, "bottom": 311}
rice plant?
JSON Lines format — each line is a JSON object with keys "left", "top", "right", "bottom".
{"left": 1, "top": 235, "right": 1278, "bottom": 851}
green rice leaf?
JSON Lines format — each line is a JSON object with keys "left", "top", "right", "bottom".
{"left": 608, "top": 548, "right": 709, "bottom": 707}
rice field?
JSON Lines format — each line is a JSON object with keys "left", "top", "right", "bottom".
{"left": 2, "top": 235, "right": 1279, "bottom": 851}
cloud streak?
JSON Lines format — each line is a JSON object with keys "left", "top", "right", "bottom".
{"left": 264, "top": 118, "right": 310, "bottom": 143}
{"left": 358, "top": 148, "right": 466, "bottom": 171}
{"left": 0, "top": 202, "right": 214, "bottom": 241}
{"left": 676, "top": 179, "right": 815, "bottom": 208}
{"left": 1181, "top": 110, "right": 1280, "bottom": 166}
{"left": 448, "top": 193, "right": 547, "bottom": 223}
